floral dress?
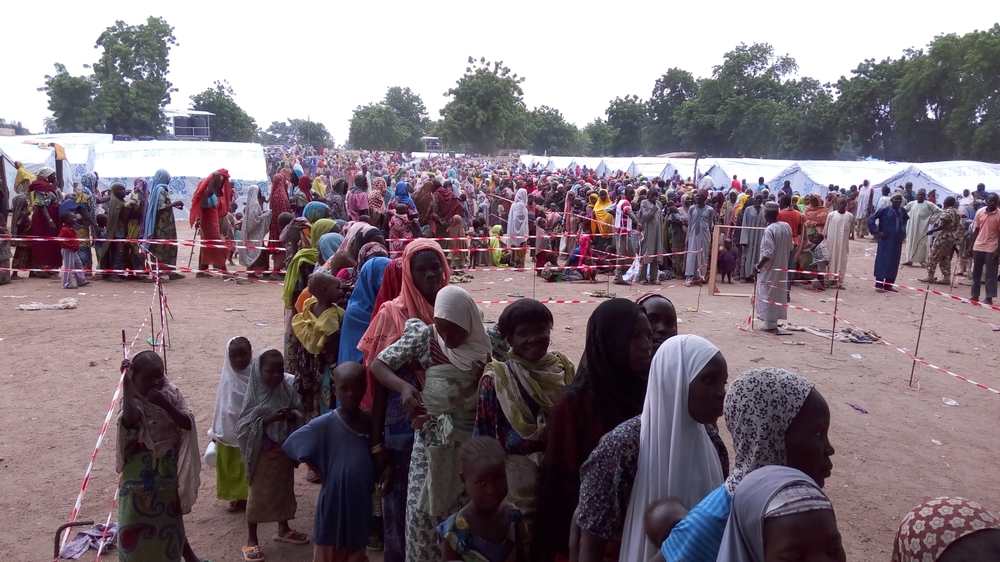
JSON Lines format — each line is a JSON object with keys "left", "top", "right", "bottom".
{"left": 436, "top": 507, "right": 525, "bottom": 562}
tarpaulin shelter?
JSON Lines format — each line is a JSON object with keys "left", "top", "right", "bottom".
{"left": 771, "top": 160, "right": 908, "bottom": 197}
{"left": 873, "top": 161, "right": 1000, "bottom": 198}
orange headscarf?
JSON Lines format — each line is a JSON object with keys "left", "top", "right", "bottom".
{"left": 189, "top": 168, "right": 232, "bottom": 227}
{"left": 358, "top": 239, "right": 450, "bottom": 383}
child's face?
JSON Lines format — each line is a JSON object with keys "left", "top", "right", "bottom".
{"left": 724, "top": 240, "right": 732, "bottom": 249}
{"left": 461, "top": 456, "right": 508, "bottom": 514}
{"left": 434, "top": 317, "right": 470, "bottom": 349}
{"left": 229, "top": 341, "right": 253, "bottom": 371}
{"left": 261, "top": 356, "right": 284, "bottom": 388}
{"left": 333, "top": 364, "right": 367, "bottom": 411}
{"left": 132, "top": 363, "right": 165, "bottom": 397}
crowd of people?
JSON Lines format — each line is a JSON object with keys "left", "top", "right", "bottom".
{"left": 6, "top": 151, "right": 999, "bottom": 562}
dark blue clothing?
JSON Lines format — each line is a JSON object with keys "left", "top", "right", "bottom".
{"left": 58, "top": 199, "right": 87, "bottom": 218}
{"left": 868, "top": 205, "right": 909, "bottom": 289}
{"left": 282, "top": 411, "right": 375, "bottom": 550}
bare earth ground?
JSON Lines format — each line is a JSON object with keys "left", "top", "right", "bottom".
{"left": 3, "top": 226, "right": 1000, "bottom": 562}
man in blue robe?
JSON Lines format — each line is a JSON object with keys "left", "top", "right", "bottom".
{"left": 868, "top": 193, "right": 909, "bottom": 292}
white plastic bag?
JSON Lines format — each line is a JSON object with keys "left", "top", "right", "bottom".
{"left": 203, "top": 440, "right": 217, "bottom": 468}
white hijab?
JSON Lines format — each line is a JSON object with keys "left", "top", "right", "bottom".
{"left": 507, "top": 187, "right": 529, "bottom": 245}
{"left": 618, "top": 334, "right": 726, "bottom": 562}
{"left": 433, "top": 286, "right": 492, "bottom": 371}
{"left": 208, "top": 337, "right": 255, "bottom": 448}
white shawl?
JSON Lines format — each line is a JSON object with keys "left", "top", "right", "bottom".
{"left": 208, "top": 337, "right": 255, "bottom": 448}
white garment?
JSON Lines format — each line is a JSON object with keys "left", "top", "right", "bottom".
{"left": 699, "top": 175, "right": 715, "bottom": 191}
{"left": 857, "top": 186, "right": 874, "bottom": 218}
{"left": 507, "top": 188, "right": 529, "bottom": 246}
{"left": 208, "top": 337, "right": 255, "bottom": 448}
{"left": 614, "top": 198, "right": 633, "bottom": 232}
{"left": 756, "top": 222, "right": 793, "bottom": 329}
{"left": 825, "top": 211, "right": 854, "bottom": 278}
{"left": 904, "top": 200, "right": 941, "bottom": 263}
{"left": 617, "top": 335, "right": 726, "bottom": 562}
{"left": 238, "top": 185, "right": 272, "bottom": 266}
{"left": 433, "top": 286, "right": 492, "bottom": 371}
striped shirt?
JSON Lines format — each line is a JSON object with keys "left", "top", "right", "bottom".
{"left": 660, "top": 484, "right": 731, "bottom": 562}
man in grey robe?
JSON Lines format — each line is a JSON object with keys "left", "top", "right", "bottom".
{"left": 756, "top": 201, "right": 794, "bottom": 333}
{"left": 739, "top": 194, "right": 766, "bottom": 282}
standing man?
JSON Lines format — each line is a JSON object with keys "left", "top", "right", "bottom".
{"left": 613, "top": 186, "right": 640, "bottom": 285}
{"left": 730, "top": 174, "right": 741, "bottom": 190}
{"left": 902, "top": 188, "right": 941, "bottom": 267}
{"left": 973, "top": 182, "right": 988, "bottom": 203}
{"left": 756, "top": 201, "right": 793, "bottom": 334}
{"left": 970, "top": 192, "right": 1000, "bottom": 305}
{"left": 856, "top": 180, "right": 874, "bottom": 239}
{"left": 919, "top": 196, "right": 961, "bottom": 285}
{"left": 902, "top": 182, "right": 917, "bottom": 204}
{"left": 684, "top": 189, "right": 715, "bottom": 286}
{"left": 868, "top": 193, "right": 909, "bottom": 292}
{"left": 738, "top": 194, "right": 766, "bottom": 283}
{"left": 825, "top": 197, "right": 855, "bottom": 288}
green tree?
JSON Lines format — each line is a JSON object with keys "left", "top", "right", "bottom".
{"left": 0, "top": 118, "right": 32, "bottom": 135}
{"left": 775, "top": 78, "right": 841, "bottom": 159}
{"left": 835, "top": 56, "right": 911, "bottom": 160}
{"left": 38, "top": 63, "right": 101, "bottom": 133}
{"left": 439, "top": 57, "right": 528, "bottom": 154}
{"left": 39, "top": 17, "right": 177, "bottom": 136}
{"left": 189, "top": 81, "right": 258, "bottom": 142}
{"left": 348, "top": 104, "right": 413, "bottom": 151}
{"left": 527, "top": 106, "right": 586, "bottom": 155}
{"left": 606, "top": 95, "right": 647, "bottom": 156}
{"left": 260, "top": 119, "right": 333, "bottom": 147}
{"left": 645, "top": 68, "right": 698, "bottom": 154}
{"left": 583, "top": 119, "right": 614, "bottom": 156}
{"left": 383, "top": 86, "right": 430, "bottom": 131}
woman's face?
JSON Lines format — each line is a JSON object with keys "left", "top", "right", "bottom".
{"left": 784, "top": 389, "right": 835, "bottom": 487}
{"left": 434, "top": 317, "right": 469, "bottom": 349}
{"left": 640, "top": 298, "right": 677, "bottom": 350}
{"left": 686, "top": 352, "right": 728, "bottom": 425}
{"left": 507, "top": 321, "right": 552, "bottom": 363}
{"left": 628, "top": 314, "right": 654, "bottom": 375}
{"left": 411, "top": 251, "right": 444, "bottom": 305}
{"left": 261, "top": 356, "right": 285, "bottom": 388}
{"left": 763, "top": 509, "right": 845, "bottom": 562}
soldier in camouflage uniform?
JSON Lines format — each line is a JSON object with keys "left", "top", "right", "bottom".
{"left": 920, "top": 196, "right": 961, "bottom": 284}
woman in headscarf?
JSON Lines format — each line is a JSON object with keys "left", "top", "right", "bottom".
{"left": 475, "top": 298, "right": 576, "bottom": 556}
{"left": 592, "top": 189, "right": 616, "bottom": 251}
{"left": 412, "top": 179, "right": 437, "bottom": 232}
{"left": 282, "top": 219, "right": 337, "bottom": 372}
{"left": 75, "top": 171, "right": 104, "bottom": 273}
{"left": 346, "top": 173, "right": 370, "bottom": 222}
{"left": 28, "top": 167, "right": 62, "bottom": 275}
{"left": 9, "top": 165, "right": 35, "bottom": 277}
{"left": 292, "top": 175, "right": 312, "bottom": 216}
{"left": 804, "top": 194, "right": 829, "bottom": 236}
{"left": 371, "top": 286, "right": 506, "bottom": 562}
{"left": 325, "top": 178, "right": 349, "bottom": 221}
{"left": 190, "top": 169, "right": 232, "bottom": 277}
{"left": 432, "top": 181, "right": 465, "bottom": 238}
{"left": 717, "top": 465, "right": 843, "bottom": 562}
{"left": 893, "top": 497, "right": 1000, "bottom": 562}
{"left": 487, "top": 224, "right": 505, "bottom": 266}
{"left": 123, "top": 179, "right": 151, "bottom": 280}
{"left": 238, "top": 184, "right": 273, "bottom": 279}
{"left": 338, "top": 256, "right": 391, "bottom": 368}
{"left": 369, "top": 177, "right": 388, "bottom": 228}
{"left": 311, "top": 174, "right": 326, "bottom": 199}
{"left": 659, "top": 367, "right": 835, "bottom": 562}
{"left": 446, "top": 214, "right": 468, "bottom": 270}
{"left": 533, "top": 298, "right": 653, "bottom": 562}
{"left": 268, "top": 173, "right": 292, "bottom": 276}
{"left": 388, "top": 181, "right": 418, "bottom": 219}
{"left": 143, "top": 169, "right": 185, "bottom": 280}
{"left": 507, "top": 188, "right": 529, "bottom": 268}
{"left": 302, "top": 201, "right": 330, "bottom": 225}
{"left": 360, "top": 239, "right": 450, "bottom": 562}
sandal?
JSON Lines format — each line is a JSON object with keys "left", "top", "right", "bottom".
{"left": 226, "top": 500, "right": 247, "bottom": 512}
{"left": 242, "top": 545, "right": 265, "bottom": 561}
{"left": 272, "top": 529, "right": 309, "bottom": 545}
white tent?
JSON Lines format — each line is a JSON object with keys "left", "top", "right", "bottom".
{"left": 631, "top": 162, "right": 676, "bottom": 182}
{"left": 0, "top": 139, "right": 76, "bottom": 196}
{"left": 546, "top": 156, "right": 575, "bottom": 172}
{"left": 771, "top": 160, "right": 908, "bottom": 197}
{"left": 626, "top": 157, "right": 670, "bottom": 178}
{"left": 596, "top": 158, "right": 633, "bottom": 177}
{"left": 518, "top": 154, "right": 534, "bottom": 168}
{"left": 873, "top": 161, "right": 1000, "bottom": 198}
{"left": 93, "top": 140, "right": 268, "bottom": 221}
{"left": 571, "top": 157, "right": 604, "bottom": 173}
{"left": 706, "top": 158, "right": 796, "bottom": 191}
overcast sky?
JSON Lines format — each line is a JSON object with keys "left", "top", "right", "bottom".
{"left": 5, "top": 1, "right": 996, "bottom": 145}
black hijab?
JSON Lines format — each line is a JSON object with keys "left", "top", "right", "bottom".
{"left": 562, "top": 298, "right": 647, "bottom": 431}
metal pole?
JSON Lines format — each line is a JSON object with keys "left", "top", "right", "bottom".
{"left": 909, "top": 284, "right": 931, "bottom": 386}
{"left": 829, "top": 280, "right": 841, "bottom": 355}
{"left": 187, "top": 226, "right": 200, "bottom": 270}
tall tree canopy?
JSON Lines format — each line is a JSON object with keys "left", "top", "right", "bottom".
{"left": 189, "top": 81, "right": 258, "bottom": 142}
{"left": 606, "top": 95, "right": 647, "bottom": 157}
{"left": 347, "top": 86, "right": 429, "bottom": 151}
{"left": 40, "top": 17, "right": 177, "bottom": 136}
{"left": 439, "top": 57, "right": 528, "bottom": 155}
{"left": 259, "top": 119, "right": 333, "bottom": 147}
{"left": 526, "top": 106, "right": 588, "bottom": 155}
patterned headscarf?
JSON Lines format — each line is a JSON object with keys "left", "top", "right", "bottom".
{"left": 369, "top": 177, "right": 387, "bottom": 217}
{"left": 723, "top": 367, "right": 814, "bottom": 495}
{"left": 893, "top": 497, "right": 1000, "bottom": 562}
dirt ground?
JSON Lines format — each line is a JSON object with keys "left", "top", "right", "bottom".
{"left": 3, "top": 228, "right": 1000, "bottom": 562}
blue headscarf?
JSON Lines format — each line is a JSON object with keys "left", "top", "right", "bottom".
{"left": 318, "top": 232, "right": 344, "bottom": 263}
{"left": 303, "top": 201, "right": 330, "bottom": 223}
{"left": 338, "top": 256, "right": 391, "bottom": 365}
{"left": 143, "top": 169, "right": 172, "bottom": 243}
{"left": 393, "top": 181, "right": 416, "bottom": 209}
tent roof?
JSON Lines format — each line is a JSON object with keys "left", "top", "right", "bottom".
{"left": 93, "top": 140, "right": 267, "bottom": 183}
{"left": 874, "top": 161, "right": 1000, "bottom": 197}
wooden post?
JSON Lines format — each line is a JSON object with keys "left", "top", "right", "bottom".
{"left": 909, "top": 284, "right": 931, "bottom": 386}
{"left": 55, "top": 159, "right": 64, "bottom": 194}
{"left": 829, "top": 281, "right": 841, "bottom": 355}
{"left": 708, "top": 224, "right": 721, "bottom": 295}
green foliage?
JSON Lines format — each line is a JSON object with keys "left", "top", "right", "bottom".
{"left": 605, "top": 95, "right": 647, "bottom": 156}
{"left": 259, "top": 119, "right": 333, "bottom": 147}
{"left": 645, "top": 68, "right": 698, "bottom": 154}
{"left": 583, "top": 119, "right": 614, "bottom": 156}
{"left": 39, "top": 16, "right": 177, "bottom": 136}
{"left": 189, "top": 81, "right": 258, "bottom": 142}
{"left": 347, "top": 87, "right": 428, "bottom": 151}
{"left": 526, "top": 106, "right": 588, "bottom": 155}
{"left": 0, "top": 118, "right": 32, "bottom": 135}
{"left": 439, "top": 57, "right": 528, "bottom": 155}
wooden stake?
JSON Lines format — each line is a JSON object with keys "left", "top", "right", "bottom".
{"left": 830, "top": 281, "right": 841, "bottom": 355}
{"left": 750, "top": 276, "right": 757, "bottom": 331}
{"left": 187, "top": 226, "right": 200, "bottom": 269}
{"left": 909, "top": 283, "right": 931, "bottom": 386}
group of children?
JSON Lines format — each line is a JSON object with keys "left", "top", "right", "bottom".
{"left": 715, "top": 232, "right": 829, "bottom": 289}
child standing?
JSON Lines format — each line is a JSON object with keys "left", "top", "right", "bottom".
{"left": 291, "top": 273, "right": 345, "bottom": 420}
{"left": 808, "top": 232, "right": 830, "bottom": 290}
{"left": 469, "top": 218, "right": 489, "bottom": 268}
{"left": 116, "top": 351, "right": 206, "bottom": 562}
{"left": 282, "top": 362, "right": 376, "bottom": 562}
{"left": 718, "top": 238, "right": 738, "bottom": 284}
{"left": 236, "top": 349, "right": 309, "bottom": 561}
{"left": 437, "top": 436, "right": 527, "bottom": 562}
{"left": 209, "top": 337, "right": 254, "bottom": 513}
{"left": 59, "top": 212, "right": 89, "bottom": 289}
{"left": 388, "top": 203, "right": 413, "bottom": 258}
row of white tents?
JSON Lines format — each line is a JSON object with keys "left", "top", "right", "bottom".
{"left": 1, "top": 133, "right": 269, "bottom": 221}
{"left": 518, "top": 154, "right": 1000, "bottom": 198}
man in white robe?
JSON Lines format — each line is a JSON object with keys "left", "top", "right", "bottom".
{"left": 755, "top": 201, "right": 793, "bottom": 333}
{"left": 903, "top": 188, "right": 941, "bottom": 266}
{"left": 856, "top": 180, "right": 874, "bottom": 238}
{"left": 739, "top": 194, "right": 766, "bottom": 281}
{"left": 825, "top": 197, "right": 855, "bottom": 288}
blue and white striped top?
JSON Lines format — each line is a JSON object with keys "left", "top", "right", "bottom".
{"left": 660, "top": 484, "right": 731, "bottom": 562}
